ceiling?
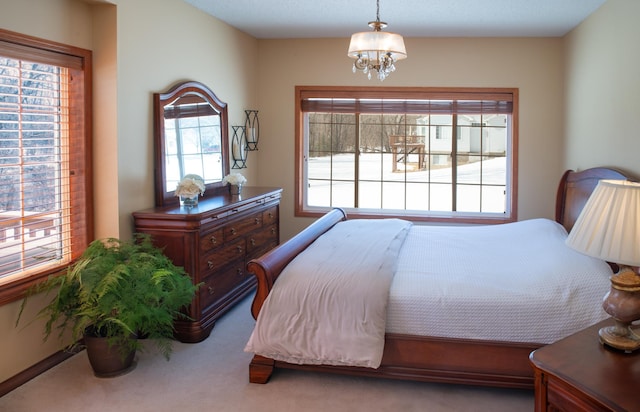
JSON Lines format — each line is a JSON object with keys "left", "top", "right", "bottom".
{"left": 182, "top": 0, "right": 607, "bottom": 39}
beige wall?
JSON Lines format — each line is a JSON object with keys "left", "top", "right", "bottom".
{"left": 114, "top": 0, "right": 260, "bottom": 240}
{"left": 256, "top": 37, "right": 565, "bottom": 239}
{"left": 563, "top": 0, "right": 640, "bottom": 177}
{"left": 0, "top": 0, "right": 258, "bottom": 384}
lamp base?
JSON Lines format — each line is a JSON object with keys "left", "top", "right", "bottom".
{"left": 598, "top": 321, "right": 640, "bottom": 352}
{"left": 599, "top": 266, "right": 640, "bottom": 353}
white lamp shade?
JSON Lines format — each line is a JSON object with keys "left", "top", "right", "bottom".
{"left": 566, "top": 179, "right": 640, "bottom": 266}
{"left": 348, "top": 31, "right": 407, "bottom": 61}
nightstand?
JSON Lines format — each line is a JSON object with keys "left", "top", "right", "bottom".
{"left": 529, "top": 318, "right": 639, "bottom": 412}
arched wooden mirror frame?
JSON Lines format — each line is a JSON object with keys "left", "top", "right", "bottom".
{"left": 154, "top": 81, "right": 230, "bottom": 207}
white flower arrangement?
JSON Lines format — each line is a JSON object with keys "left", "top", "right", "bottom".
{"left": 222, "top": 173, "right": 247, "bottom": 186}
{"left": 175, "top": 174, "right": 206, "bottom": 198}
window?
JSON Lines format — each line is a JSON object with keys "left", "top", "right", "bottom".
{"left": 295, "top": 86, "right": 518, "bottom": 223}
{"left": 0, "top": 29, "right": 92, "bottom": 304}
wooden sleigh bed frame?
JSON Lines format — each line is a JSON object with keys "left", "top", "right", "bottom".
{"left": 246, "top": 167, "right": 633, "bottom": 389}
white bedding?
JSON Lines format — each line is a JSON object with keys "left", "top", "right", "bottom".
{"left": 387, "top": 218, "right": 612, "bottom": 344}
{"left": 245, "top": 218, "right": 412, "bottom": 368}
{"left": 246, "top": 217, "right": 613, "bottom": 368}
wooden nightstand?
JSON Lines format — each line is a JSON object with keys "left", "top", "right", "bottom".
{"left": 529, "top": 319, "right": 640, "bottom": 412}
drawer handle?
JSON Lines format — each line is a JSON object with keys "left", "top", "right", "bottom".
{"left": 268, "top": 212, "right": 273, "bottom": 219}
{"left": 209, "top": 235, "right": 217, "bottom": 246}
{"left": 230, "top": 228, "right": 237, "bottom": 235}
{"left": 250, "top": 238, "right": 256, "bottom": 246}
{"left": 236, "top": 268, "right": 244, "bottom": 276}
{"left": 254, "top": 218, "right": 260, "bottom": 225}
{"left": 236, "top": 245, "right": 243, "bottom": 253}
{"left": 207, "top": 260, "right": 214, "bottom": 269}
{"left": 271, "top": 227, "right": 276, "bottom": 235}
{"left": 208, "top": 286, "right": 215, "bottom": 295}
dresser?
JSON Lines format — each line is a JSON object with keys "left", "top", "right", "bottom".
{"left": 133, "top": 187, "right": 282, "bottom": 343}
{"left": 529, "top": 318, "right": 639, "bottom": 412}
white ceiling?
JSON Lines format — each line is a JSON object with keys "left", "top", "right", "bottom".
{"left": 182, "top": 0, "right": 607, "bottom": 39}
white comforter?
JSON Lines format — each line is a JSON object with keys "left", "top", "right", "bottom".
{"left": 245, "top": 218, "right": 412, "bottom": 368}
{"left": 245, "top": 217, "right": 613, "bottom": 368}
{"left": 387, "top": 218, "right": 612, "bottom": 344}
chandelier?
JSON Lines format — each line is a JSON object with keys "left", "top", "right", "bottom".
{"left": 347, "top": 0, "right": 407, "bottom": 81}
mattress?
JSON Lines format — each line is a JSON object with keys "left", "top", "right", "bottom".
{"left": 386, "top": 218, "right": 613, "bottom": 344}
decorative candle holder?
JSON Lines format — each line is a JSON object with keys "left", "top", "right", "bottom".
{"left": 244, "top": 110, "right": 259, "bottom": 151}
{"left": 231, "top": 126, "right": 247, "bottom": 169}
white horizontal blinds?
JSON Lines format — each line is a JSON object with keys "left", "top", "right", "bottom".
{"left": 0, "top": 55, "right": 72, "bottom": 279}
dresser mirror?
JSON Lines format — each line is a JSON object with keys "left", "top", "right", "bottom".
{"left": 154, "top": 81, "right": 230, "bottom": 207}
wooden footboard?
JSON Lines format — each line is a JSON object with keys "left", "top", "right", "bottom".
{"left": 249, "top": 335, "right": 540, "bottom": 388}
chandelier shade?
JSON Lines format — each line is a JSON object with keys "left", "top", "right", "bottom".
{"left": 347, "top": 31, "right": 407, "bottom": 61}
{"left": 347, "top": 0, "right": 407, "bottom": 81}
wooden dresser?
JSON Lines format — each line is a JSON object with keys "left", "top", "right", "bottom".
{"left": 133, "top": 187, "right": 282, "bottom": 343}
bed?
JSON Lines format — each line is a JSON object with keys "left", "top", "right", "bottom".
{"left": 245, "top": 167, "right": 633, "bottom": 389}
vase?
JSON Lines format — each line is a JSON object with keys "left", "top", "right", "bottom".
{"left": 229, "top": 184, "right": 242, "bottom": 195}
{"left": 180, "top": 195, "right": 198, "bottom": 208}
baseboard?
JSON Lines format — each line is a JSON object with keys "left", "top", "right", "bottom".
{"left": 0, "top": 348, "right": 80, "bottom": 397}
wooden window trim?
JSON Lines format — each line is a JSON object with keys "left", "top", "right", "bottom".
{"left": 295, "top": 85, "right": 519, "bottom": 224}
{"left": 0, "top": 29, "right": 93, "bottom": 306}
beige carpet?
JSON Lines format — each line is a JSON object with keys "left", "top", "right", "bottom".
{"left": 1, "top": 296, "right": 533, "bottom": 411}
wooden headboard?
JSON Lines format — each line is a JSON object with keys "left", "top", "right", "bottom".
{"left": 555, "top": 167, "right": 635, "bottom": 233}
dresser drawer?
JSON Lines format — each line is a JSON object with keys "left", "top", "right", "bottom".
{"left": 200, "top": 228, "right": 224, "bottom": 254}
{"left": 199, "top": 262, "right": 246, "bottom": 311}
{"left": 224, "top": 212, "right": 263, "bottom": 241}
{"left": 247, "top": 223, "right": 278, "bottom": 256}
{"left": 262, "top": 206, "right": 278, "bottom": 226}
{"left": 546, "top": 377, "right": 602, "bottom": 412}
{"left": 201, "top": 237, "right": 245, "bottom": 273}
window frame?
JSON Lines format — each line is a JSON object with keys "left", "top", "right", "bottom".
{"left": 295, "top": 86, "right": 518, "bottom": 224}
{"left": 0, "top": 29, "right": 93, "bottom": 305}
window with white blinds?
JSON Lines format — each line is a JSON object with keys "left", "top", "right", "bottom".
{"left": 0, "top": 57, "right": 71, "bottom": 277}
{"left": 295, "top": 86, "right": 518, "bottom": 224}
{"left": 0, "top": 29, "right": 92, "bottom": 303}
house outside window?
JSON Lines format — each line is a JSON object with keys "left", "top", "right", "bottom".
{"left": 295, "top": 86, "right": 518, "bottom": 224}
{"left": 0, "top": 29, "right": 92, "bottom": 304}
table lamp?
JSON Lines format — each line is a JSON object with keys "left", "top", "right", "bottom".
{"left": 565, "top": 179, "right": 640, "bottom": 352}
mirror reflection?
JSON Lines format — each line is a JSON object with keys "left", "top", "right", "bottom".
{"left": 164, "top": 96, "right": 222, "bottom": 185}
{"left": 154, "top": 81, "right": 229, "bottom": 207}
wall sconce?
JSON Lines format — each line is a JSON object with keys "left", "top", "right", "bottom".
{"left": 244, "top": 110, "right": 259, "bottom": 151}
{"left": 231, "top": 126, "right": 247, "bottom": 169}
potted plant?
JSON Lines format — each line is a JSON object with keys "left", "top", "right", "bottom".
{"left": 17, "top": 234, "right": 198, "bottom": 377}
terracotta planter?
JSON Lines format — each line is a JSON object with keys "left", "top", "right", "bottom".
{"left": 84, "top": 332, "right": 136, "bottom": 378}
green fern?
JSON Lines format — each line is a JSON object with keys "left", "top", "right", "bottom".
{"left": 17, "top": 234, "right": 198, "bottom": 360}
